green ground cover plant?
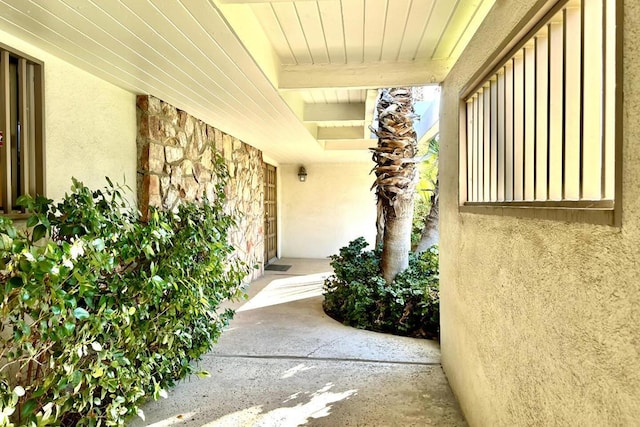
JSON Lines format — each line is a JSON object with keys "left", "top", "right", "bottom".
{"left": 323, "top": 237, "right": 439, "bottom": 339}
{"left": 0, "top": 159, "right": 249, "bottom": 426}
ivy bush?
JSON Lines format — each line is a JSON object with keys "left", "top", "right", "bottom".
{"left": 323, "top": 237, "right": 439, "bottom": 339}
{"left": 0, "top": 164, "right": 249, "bottom": 425}
{"left": 411, "top": 197, "right": 431, "bottom": 248}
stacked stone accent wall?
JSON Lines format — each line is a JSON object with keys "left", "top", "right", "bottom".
{"left": 136, "top": 95, "right": 264, "bottom": 279}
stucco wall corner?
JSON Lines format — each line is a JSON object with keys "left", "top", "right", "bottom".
{"left": 280, "top": 162, "right": 376, "bottom": 259}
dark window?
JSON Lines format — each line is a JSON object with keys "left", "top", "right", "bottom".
{"left": 0, "top": 45, "right": 44, "bottom": 215}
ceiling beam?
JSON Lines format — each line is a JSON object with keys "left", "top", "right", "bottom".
{"left": 220, "top": 0, "right": 335, "bottom": 3}
{"left": 323, "top": 139, "right": 377, "bottom": 151}
{"left": 418, "top": 121, "right": 440, "bottom": 147}
{"left": 364, "top": 89, "right": 379, "bottom": 138}
{"left": 303, "top": 102, "right": 365, "bottom": 123}
{"left": 279, "top": 60, "right": 450, "bottom": 90}
{"left": 317, "top": 126, "right": 366, "bottom": 140}
{"left": 414, "top": 99, "right": 440, "bottom": 142}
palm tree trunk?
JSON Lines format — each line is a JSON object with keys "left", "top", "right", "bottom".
{"left": 380, "top": 198, "right": 414, "bottom": 282}
{"left": 375, "top": 199, "right": 384, "bottom": 247}
{"left": 371, "top": 87, "right": 418, "bottom": 284}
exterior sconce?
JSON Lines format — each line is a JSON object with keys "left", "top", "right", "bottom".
{"left": 298, "top": 166, "right": 307, "bottom": 182}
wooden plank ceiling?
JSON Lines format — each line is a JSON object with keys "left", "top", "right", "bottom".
{"left": 0, "top": 0, "right": 494, "bottom": 163}
{"left": 247, "top": 0, "right": 489, "bottom": 65}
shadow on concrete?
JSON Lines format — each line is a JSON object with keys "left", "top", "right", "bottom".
{"left": 130, "top": 258, "right": 466, "bottom": 427}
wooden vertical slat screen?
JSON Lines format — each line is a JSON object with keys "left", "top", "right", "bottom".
{"left": 513, "top": 52, "right": 524, "bottom": 201}
{"left": 18, "top": 58, "right": 29, "bottom": 213}
{"left": 466, "top": 100, "right": 473, "bottom": 201}
{"left": 564, "top": 6, "right": 581, "bottom": 200}
{"left": 582, "top": 0, "right": 603, "bottom": 200}
{"left": 548, "top": 20, "right": 563, "bottom": 200}
{"left": 490, "top": 78, "right": 498, "bottom": 201}
{"left": 524, "top": 44, "right": 536, "bottom": 201}
{"left": 33, "top": 61, "right": 44, "bottom": 197}
{"left": 462, "top": 0, "right": 617, "bottom": 209}
{"left": 497, "top": 68, "right": 505, "bottom": 201}
{"left": 470, "top": 94, "right": 477, "bottom": 201}
{"left": 477, "top": 91, "right": 484, "bottom": 202}
{"left": 9, "top": 60, "right": 17, "bottom": 209}
{"left": 0, "top": 46, "right": 44, "bottom": 215}
{"left": 483, "top": 84, "right": 491, "bottom": 201}
{"left": 505, "top": 60, "right": 514, "bottom": 201}
{"left": 0, "top": 52, "right": 4, "bottom": 210}
{"left": 1, "top": 51, "right": 12, "bottom": 213}
{"left": 534, "top": 31, "right": 549, "bottom": 200}
{"left": 26, "top": 63, "right": 37, "bottom": 196}
{"left": 603, "top": 0, "right": 616, "bottom": 200}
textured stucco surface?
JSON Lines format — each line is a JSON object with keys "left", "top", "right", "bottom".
{"left": 45, "top": 61, "right": 136, "bottom": 202}
{"left": 280, "top": 163, "right": 377, "bottom": 258}
{"left": 440, "top": 1, "right": 640, "bottom": 426}
{"left": 0, "top": 29, "right": 137, "bottom": 203}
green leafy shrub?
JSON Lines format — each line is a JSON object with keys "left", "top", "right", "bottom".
{"left": 323, "top": 237, "right": 439, "bottom": 339}
{"left": 411, "top": 197, "right": 431, "bottom": 247}
{"left": 0, "top": 164, "right": 249, "bottom": 425}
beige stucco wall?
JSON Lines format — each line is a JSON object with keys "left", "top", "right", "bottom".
{"left": 0, "top": 29, "right": 137, "bottom": 203}
{"left": 280, "top": 162, "right": 376, "bottom": 259}
{"left": 439, "top": 1, "right": 640, "bottom": 425}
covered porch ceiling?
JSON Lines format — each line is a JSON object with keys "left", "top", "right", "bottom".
{"left": 0, "top": 0, "right": 493, "bottom": 164}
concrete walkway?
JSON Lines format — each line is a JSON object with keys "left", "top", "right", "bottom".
{"left": 130, "top": 258, "right": 466, "bottom": 426}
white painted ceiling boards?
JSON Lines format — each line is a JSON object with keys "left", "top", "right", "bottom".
{"left": 0, "top": 0, "right": 494, "bottom": 163}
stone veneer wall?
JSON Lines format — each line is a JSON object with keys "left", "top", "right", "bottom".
{"left": 136, "top": 95, "right": 264, "bottom": 280}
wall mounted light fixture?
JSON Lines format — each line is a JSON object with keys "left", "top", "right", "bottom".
{"left": 298, "top": 166, "right": 307, "bottom": 182}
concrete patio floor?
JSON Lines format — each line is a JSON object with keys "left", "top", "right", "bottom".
{"left": 130, "top": 258, "right": 466, "bottom": 426}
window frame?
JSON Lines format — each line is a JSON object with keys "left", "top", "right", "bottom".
{"left": 458, "top": 0, "right": 622, "bottom": 226}
{"left": 0, "top": 42, "right": 45, "bottom": 218}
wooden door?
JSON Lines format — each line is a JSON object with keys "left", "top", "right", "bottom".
{"left": 264, "top": 163, "right": 277, "bottom": 264}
